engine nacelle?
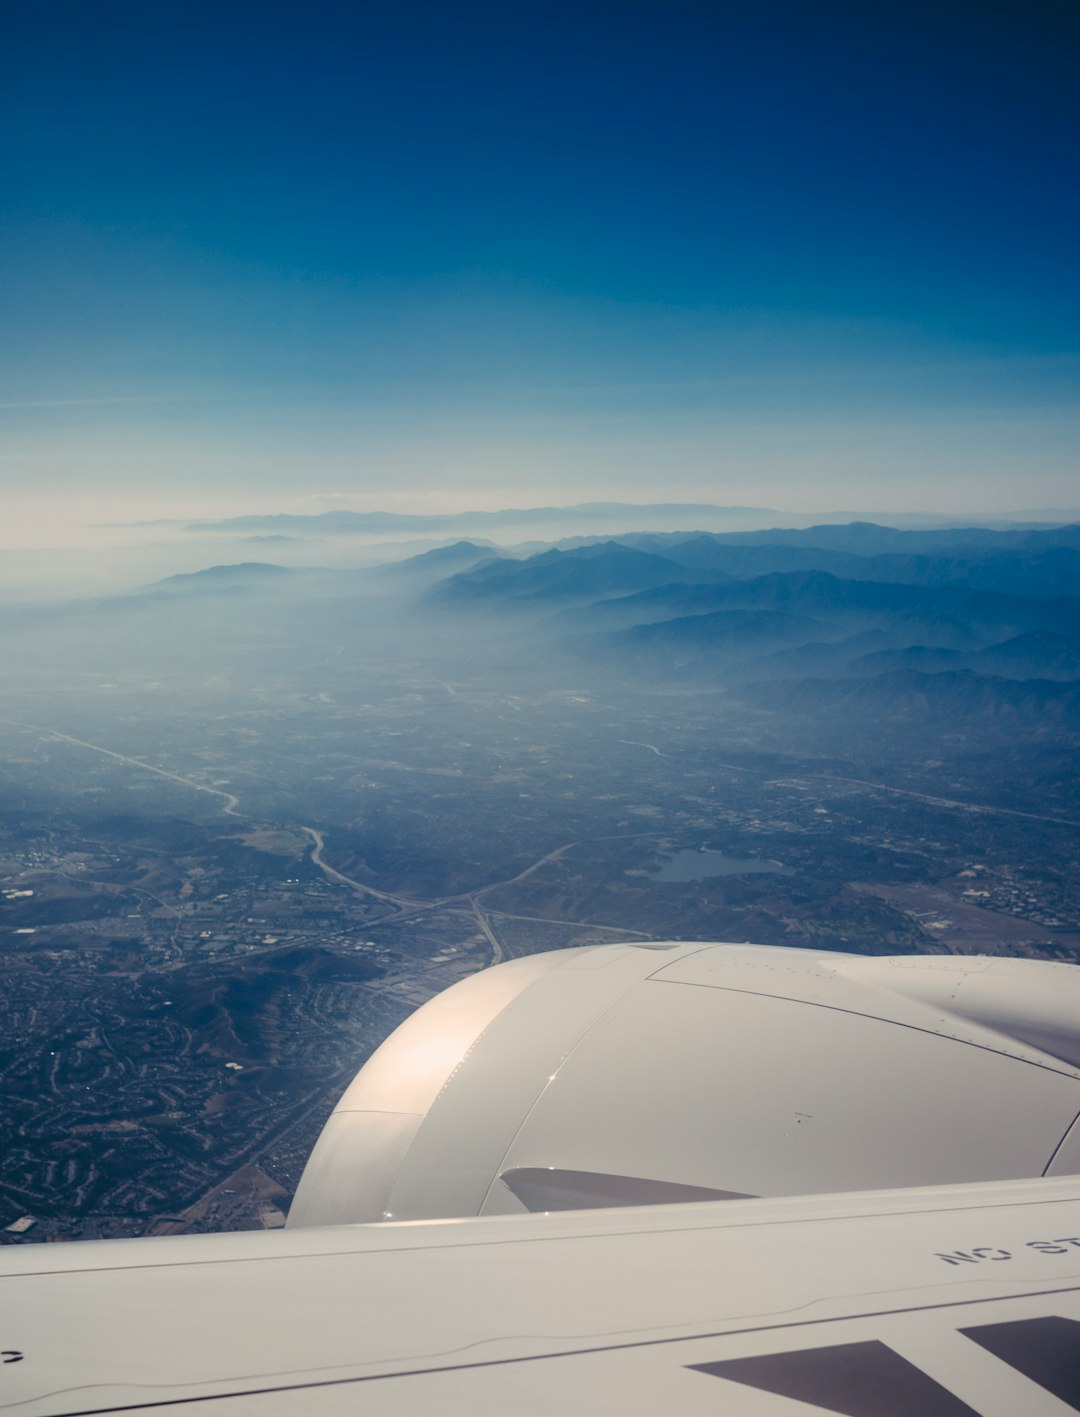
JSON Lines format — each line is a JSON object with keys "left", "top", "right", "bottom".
{"left": 288, "top": 942, "right": 1080, "bottom": 1226}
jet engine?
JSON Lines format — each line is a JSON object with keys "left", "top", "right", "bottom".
{"left": 288, "top": 942, "right": 1080, "bottom": 1226}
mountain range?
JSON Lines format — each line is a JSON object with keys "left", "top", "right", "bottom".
{"left": 424, "top": 523, "right": 1080, "bottom": 725}
{"left": 16, "top": 519, "right": 1078, "bottom": 731}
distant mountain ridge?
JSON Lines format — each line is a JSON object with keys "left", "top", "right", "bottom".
{"left": 372, "top": 541, "right": 503, "bottom": 588}
{"left": 186, "top": 503, "right": 782, "bottom": 536}
{"left": 151, "top": 563, "right": 293, "bottom": 592}
{"left": 3, "top": 516, "right": 1077, "bottom": 739}
{"left": 613, "top": 532, "right": 1080, "bottom": 598}
{"left": 79, "top": 523, "right": 1080, "bottom": 725}
{"left": 184, "top": 506, "right": 1080, "bottom": 539}
{"left": 435, "top": 541, "right": 726, "bottom": 606}
{"left": 422, "top": 522, "right": 1080, "bottom": 716}
{"left": 435, "top": 550, "right": 1078, "bottom": 633}
{"left": 672, "top": 520, "right": 1080, "bottom": 554}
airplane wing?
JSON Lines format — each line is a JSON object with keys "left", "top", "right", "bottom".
{"left": 5, "top": 942, "right": 1080, "bottom": 1416}
{"left": 2, "top": 1173, "right": 1080, "bottom": 1416}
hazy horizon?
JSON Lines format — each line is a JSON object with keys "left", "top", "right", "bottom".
{"left": 4, "top": 497, "right": 1080, "bottom": 604}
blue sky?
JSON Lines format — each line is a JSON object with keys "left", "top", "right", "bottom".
{"left": 2, "top": 0, "right": 1077, "bottom": 539}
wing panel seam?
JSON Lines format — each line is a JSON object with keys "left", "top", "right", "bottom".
{"left": 32, "top": 1283, "right": 1080, "bottom": 1417}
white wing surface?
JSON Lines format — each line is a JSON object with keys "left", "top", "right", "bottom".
{"left": 3, "top": 1174, "right": 1080, "bottom": 1416}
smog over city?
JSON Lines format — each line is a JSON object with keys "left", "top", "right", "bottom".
{"left": 1, "top": 2, "right": 1077, "bottom": 1241}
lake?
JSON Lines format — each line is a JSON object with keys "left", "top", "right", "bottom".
{"left": 652, "top": 848, "right": 792, "bottom": 882}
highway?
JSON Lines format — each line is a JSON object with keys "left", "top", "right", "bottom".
{"left": 2, "top": 718, "right": 653, "bottom": 968}
{"left": 0, "top": 719, "right": 242, "bottom": 817}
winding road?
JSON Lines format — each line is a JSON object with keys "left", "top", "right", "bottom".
{"left": 300, "top": 826, "right": 426, "bottom": 908}
{"left": 1, "top": 718, "right": 651, "bottom": 966}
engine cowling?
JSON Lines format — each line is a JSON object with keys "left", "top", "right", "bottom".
{"left": 288, "top": 942, "right": 1080, "bottom": 1226}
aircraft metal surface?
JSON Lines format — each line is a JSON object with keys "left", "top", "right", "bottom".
{"left": 3, "top": 1175, "right": 1080, "bottom": 1415}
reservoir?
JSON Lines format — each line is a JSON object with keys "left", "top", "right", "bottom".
{"left": 653, "top": 848, "right": 791, "bottom": 881}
